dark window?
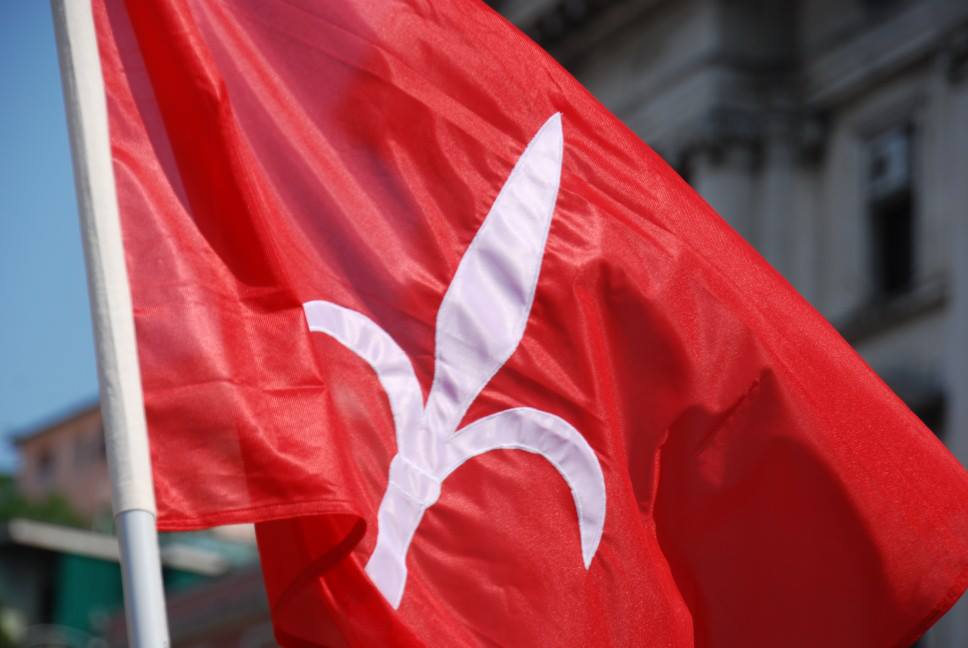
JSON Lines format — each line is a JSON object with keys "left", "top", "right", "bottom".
{"left": 915, "top": 394, "right": 946, "bottom": 442}
{"left": 675, "top": 155, "right": 694, "bottom": 187}
{"left": 74, "top": 436, "right": 88, "bottom": 468}
{"left": 36, "top": 449, "right": 55, "bottom": 488}
{"left": 73, "top": 432, "right": 106, "bottom": 468}
{"left": 867, "top": 125, "right": 915, "bottom": 297}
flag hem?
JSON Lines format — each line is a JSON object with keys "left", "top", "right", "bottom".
{"left": 157, "top": 498, "right": 358, "bottom": 532}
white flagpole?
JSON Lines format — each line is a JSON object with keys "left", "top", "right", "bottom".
{"left": 50, "top": 1, "right": 171, "bottom": 646}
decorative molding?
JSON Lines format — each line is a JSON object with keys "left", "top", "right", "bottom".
{"left": 520, "top": 0, "right": 650, "bottom": 52}
{"left": 805, "top": 4, "right": 968, "bottom": 107}
{"left": 671, "top": 104, "right": 830, "bottom": 172}
{"left": 837, "top": 276, "right": 949, "bottom": 345}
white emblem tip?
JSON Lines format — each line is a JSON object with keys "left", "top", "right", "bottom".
{"left": 536, "top": 112, "right": 564, "bottom": 171}
{"left": 366, "top": 548, "right": 407, "bottom": 609}
{"left": 582, "top": 532, "right": 601, "bottom": 569}
{"left": 543, "top": 111, "right": 563, "bottom": 136}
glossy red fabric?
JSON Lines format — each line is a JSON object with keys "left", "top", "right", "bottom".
{"left": 93, "top": 0, "right": 968, "bottom": 645}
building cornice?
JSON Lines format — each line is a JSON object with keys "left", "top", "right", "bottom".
{"left": 515, "top": 0, "right": 665, "bottom": 68}
{"left": 805, "top": 3, "right": 968, "bottom": 107}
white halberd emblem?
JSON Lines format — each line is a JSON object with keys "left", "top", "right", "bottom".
{"left": 303, "top": 114, "right": 606, "bottom": 608}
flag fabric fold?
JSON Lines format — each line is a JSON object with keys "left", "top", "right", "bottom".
{"left": 92, "top": 0, "right": 967, "bottom": 645}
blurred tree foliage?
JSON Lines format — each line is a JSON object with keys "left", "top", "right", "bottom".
{"left": 0, "top": 475, "right": 84, "bottom": 528}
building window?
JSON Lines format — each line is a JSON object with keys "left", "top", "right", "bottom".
{"left": 674, "top": 155, "right": 694, "bottom": 187}
{"left": 74, "top": 436, "right": 88, "bottom": 469}
{"left": 915, "top": 395, "right": 946, "bottom": 442}
{"left": 74, "top": 433, "right": 106, "bottom": 469}
{"left": 36, "top": 449, "right": 55, "bottom": 489}
{"left": 867, "top": 124, "right": 914, "bottom": 298}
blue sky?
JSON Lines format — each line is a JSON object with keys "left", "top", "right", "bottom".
{"left": 0, "top": 2, "right": 98, "bottom": 470}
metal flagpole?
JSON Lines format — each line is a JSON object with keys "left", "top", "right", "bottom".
{"left": 50, "top": 1, "right": 171, "bottom": 646}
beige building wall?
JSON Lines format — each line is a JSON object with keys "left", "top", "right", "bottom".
{"left": 15, "top": 405, "right": 112, "bottom": 525}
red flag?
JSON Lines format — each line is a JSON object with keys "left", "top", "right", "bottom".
{"left": 93, "top": 0, "right": 967, "bottom": 645}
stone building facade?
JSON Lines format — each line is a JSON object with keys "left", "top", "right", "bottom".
{"left": 500, "top": 0, "right": 968, "bottom": 645}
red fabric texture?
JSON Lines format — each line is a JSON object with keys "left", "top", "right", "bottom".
{"left": 93, "top": 0, "right": 968, "bottom": 645}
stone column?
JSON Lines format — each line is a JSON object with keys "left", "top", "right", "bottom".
{"left": 690, "top": 144, "right": 758, "bottom": 244}
{"left": 948, "top": 121, "right": 968, "bottom": 468}
{"left": 757, "top": 116, "right": 803, "bottom": 285}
